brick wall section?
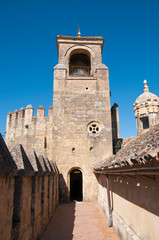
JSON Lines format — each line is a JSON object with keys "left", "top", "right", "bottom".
{"left": 0, "top": 134, "right": 59, "bottom": 240}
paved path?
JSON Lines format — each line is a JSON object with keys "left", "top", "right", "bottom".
{"left": 41, "top": 202, "right": 119, "bottom": 240}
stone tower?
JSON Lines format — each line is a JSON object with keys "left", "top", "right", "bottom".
{"left": 52, "top": 32, "right": 113, "bottom": 202}
{"left": 134, "top": 80, "right": 159, "bottom": 135}
{"left": 5, "top": 32, "right": 115, "bottom": 203}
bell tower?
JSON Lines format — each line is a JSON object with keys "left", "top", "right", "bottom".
{"left": 52, "top": 32, "right": 113, "bottom": 202}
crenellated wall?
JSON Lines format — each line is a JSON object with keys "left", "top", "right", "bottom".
{"left": 6, "top": 105, "right": 53, "bottom": 159}
{"left": 0, "top": 134, "right": 59, "bottom": 240}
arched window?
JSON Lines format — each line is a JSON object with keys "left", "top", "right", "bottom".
{"left": 69, "top": 50, "right": 91, "bottom": 76}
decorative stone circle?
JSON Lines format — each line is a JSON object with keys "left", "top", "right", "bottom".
{"left": 88, "top": 122, "right": 101, "bottom": 136}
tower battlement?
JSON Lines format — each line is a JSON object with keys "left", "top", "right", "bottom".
{"left": 7, "top": 105, "right": 53, "bottom": 123}
{"left": 6, "top": 105, "right": 53, "bottom": 157}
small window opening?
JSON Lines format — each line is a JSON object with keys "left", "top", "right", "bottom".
{"left": 22, "top": 110, "right": 25, "bottom": 117}
{"left": 72, "top": 147, "right": 75, "bottom": 152}
{"left": 44, "top": 137, "right": 47, "bottom": 149}
{"left": 90, "top": 147, "right": 93, "bottom": 151}
{"left": 140, "top": 117, "right": 149, "bottom": 129}
{"left": 69, "top": 52, "right": 90, "bottom": 76}
{"left": 86, "top": 87, "right": 88, "bottom": 90}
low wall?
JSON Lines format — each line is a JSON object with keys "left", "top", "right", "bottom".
{"left": 97, "top": 174, "right": 159, "bottom": 240}
{"left": 0, "top": 134, "right": 59, "bottom": 240}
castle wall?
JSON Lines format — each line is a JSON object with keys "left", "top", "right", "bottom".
{"left": 6, "top": 106, "right": 53, "bottom": 159}
{"left": 97, "top": 174, "right": 159, "bottom": 240}
{"left": 0, "top": 134, "right": 59, "bottom": 240}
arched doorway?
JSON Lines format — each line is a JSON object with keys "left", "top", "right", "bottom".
{"left": 70, "top": 169, "right": 83, "bottom": 201}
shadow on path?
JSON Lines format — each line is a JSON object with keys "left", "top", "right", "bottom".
{"left": 41, "top": 203, "right": 75, "bottom": 240}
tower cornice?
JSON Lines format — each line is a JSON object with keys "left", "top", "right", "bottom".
{"left": 56, "top": 35, "right": 104, "bottom": 56}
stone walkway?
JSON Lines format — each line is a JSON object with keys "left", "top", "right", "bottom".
{"left": 41, "top": 202, "right": 119, "bottom": 240}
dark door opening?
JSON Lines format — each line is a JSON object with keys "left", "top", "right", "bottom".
{"left": 70, "top": 169, "right": 83, "bottom": 201}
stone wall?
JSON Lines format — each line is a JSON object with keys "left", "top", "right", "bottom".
{"left": 52, "top": 90, "right": 112, "bottom": 202}
{"left": 96, "top": 174, "right": 159, "bottom": 240}
{"left": 5, "top": 105, "right": 53, "bottom": 159}
{"left": 0, "top": 134, "right": 59, "bottom": 240}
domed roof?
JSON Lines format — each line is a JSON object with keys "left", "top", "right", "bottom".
{"left": 135, "top": 92, "right": 159, "bottom": 103}
{"left": 134, "top": 80, "right": 159, "bottom": 105}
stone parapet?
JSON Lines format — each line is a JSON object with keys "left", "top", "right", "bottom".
{"left": 6, "top": 105, "right": 52, "bottom": 125}
{"left": 0, "top": 134, "right": 59, "bottom": 240}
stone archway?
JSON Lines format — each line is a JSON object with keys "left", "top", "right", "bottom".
{"left": 70, "top": 169, "right": 83, "bottom": 201}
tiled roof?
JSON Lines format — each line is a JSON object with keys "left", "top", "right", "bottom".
{"left": 94, "top": 124, "right": 159, "bottom": 172}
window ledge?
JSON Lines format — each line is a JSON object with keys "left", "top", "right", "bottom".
{"left": 66, "top": 75, "right": 96, "bottom": 80}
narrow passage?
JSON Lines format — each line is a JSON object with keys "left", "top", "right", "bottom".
{"left": 41, "top": 202, "right": 119, "bottom": 240}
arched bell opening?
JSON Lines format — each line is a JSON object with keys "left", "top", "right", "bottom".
{"left": 70, "top": 169, "right": 83, "bottom": 201}
{"left": 69, "top": 50, "right": 91, "bottom": 76}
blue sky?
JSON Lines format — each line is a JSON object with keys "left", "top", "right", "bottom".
{"left": 0, "top": 0, "right": 159, "bottom": 138}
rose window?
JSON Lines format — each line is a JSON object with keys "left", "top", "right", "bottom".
{"left": 88, "top": 122, "right": 100, "bottom": 135}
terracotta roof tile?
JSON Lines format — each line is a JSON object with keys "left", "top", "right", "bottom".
{"left": 94, "top": 124, "right": 159, "bottom": 172}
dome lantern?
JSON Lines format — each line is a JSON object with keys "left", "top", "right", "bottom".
{"left": 134, "top": 80, "right": 159, "bottom": 135}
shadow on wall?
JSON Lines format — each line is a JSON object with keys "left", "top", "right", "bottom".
{"left": 41, "top": 203, "right": 76, "bottom": 240}
{"left": 97, "top": 174, "right": 159, "bottom": 217}
{"left": 0, "top": 133, "right": 59, "bottom": 240}
{"left": 59, "top": 174, "right": 69, "bottom": 203}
